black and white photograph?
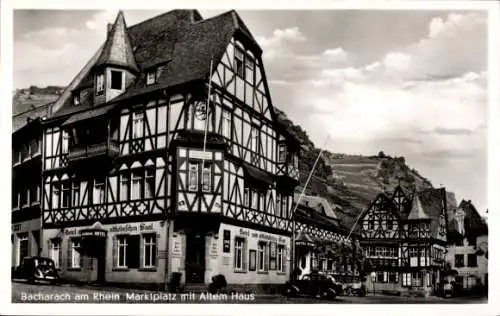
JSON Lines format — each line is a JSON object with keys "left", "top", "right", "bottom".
{"left": 2, "top": 0, "right": 499, "bottom": 315}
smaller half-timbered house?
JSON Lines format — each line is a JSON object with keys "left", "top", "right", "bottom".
{"left": 358, "top": 186, "right": 448, "bottom": 296}
{"left": 11, "top": 102, "right": 53, "bottom": 269}
{"left": 293, "top": 195, "right": 362, "bottom": 284}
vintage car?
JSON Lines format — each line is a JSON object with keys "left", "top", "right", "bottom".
{"left": 12, "top": 257, "right": 60, "bottom": 284}
{"left": 283, "top": 272, "right": 342, "bottom": 300}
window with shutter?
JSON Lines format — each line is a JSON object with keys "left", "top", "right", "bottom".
{"left": 112, "top": 236, "right": 118, "bottom": 268}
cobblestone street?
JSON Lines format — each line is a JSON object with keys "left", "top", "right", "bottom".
{"left": 12, "top": 281, "right": 487, "bottom": 304}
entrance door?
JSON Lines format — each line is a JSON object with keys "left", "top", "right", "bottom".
{"left": 96, "top": 242, "right": 107, "bottom": 283}
{"left": 185, "top": 233, "right": 205, "bottom": 283}
{"left": 18, "top": 234, "right": 29, "bottom": 266}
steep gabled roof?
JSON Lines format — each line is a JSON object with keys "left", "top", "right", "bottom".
{"left": 416, "top": 188, "right": 447, "bottom": 238}
{"left": 94, "top": 11, "right": 139, "bottom": 73}
{"left": 51, "top": 9, "right": 255, "bottom": 119}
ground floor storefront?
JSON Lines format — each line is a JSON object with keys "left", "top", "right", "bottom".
{"left": 42, "top": 220, "right": 169, "bottom": 286}
{"left": 364, "top": 269, "right": 441, "bottom": 296}
{"left": 41, "top": 218, "right": 291, "bottom": 289}
{"left": 169, "top": 218, "right": 291, "bottom": 289}
{"left": 11, "top": 219, "right": 41, "bottom": 268}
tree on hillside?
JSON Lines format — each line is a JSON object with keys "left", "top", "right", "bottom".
{"left": 378, "top": 151, "right": 386, "bottom": 158}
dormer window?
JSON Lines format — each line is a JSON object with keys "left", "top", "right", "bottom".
{"left": 96, "top": 73, "right": 104, "bottom": 95}
{"left": 111, "top": 70, "right": 123, "bottom": 90}
{"left": 146, "top": 68, "right": 157, "bottom": 85}
{"left": 73, "top": 94, "right": 80, "bottom": 106}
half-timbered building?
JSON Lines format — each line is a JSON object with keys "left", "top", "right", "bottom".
{"left": 357, "top": 186, "right": 448, "bottom": 296}
{"left": 293, "top": 195, "right": 362, "bottom": 284}
{"left": 40, "top": 10, "right": 300, "bottom": 288}
{"left": 11, "top": 102, "right": 53, "bottom": 269}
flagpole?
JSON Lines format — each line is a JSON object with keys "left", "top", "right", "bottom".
{"left": 201, "top": 57, "right": 214, "bottom": 172}
{"left": 290, "top": 135, "right": 330, "bottom": 279}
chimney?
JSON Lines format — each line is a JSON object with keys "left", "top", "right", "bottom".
{"left": 107, "top": 23, "right": 113, "bottom": 36}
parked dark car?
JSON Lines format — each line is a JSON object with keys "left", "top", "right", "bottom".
{"left": 12, "top": 257, "right": 60, "bottom": 284}
{"left": 283, "top": 272, "right": 342, "bottom": 300}
{"left": 342, "top": 280, "right": 367, "bottom": 297}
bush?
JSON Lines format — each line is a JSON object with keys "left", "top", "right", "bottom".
{"left": 169, "top": 272, "right": 183, "bottom": 293}
{"left": 208, "top": 274, "right": 227, "bottom": 294}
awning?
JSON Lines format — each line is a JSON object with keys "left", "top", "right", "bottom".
{"left": 295, "top": 231, "right": 315, "bottom": 247}
{"left": 243, "top": 163, "right": 274, "bottom": 186}
{"left": 61, "top": 104, "right": 116, "bottom": 127}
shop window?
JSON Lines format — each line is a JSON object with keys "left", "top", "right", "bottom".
{"left": 116, "top": 235, "right": 140, "bottom": 269}
{"left": 257, "top": 241, "right": 267, "bottom": 272}
{"left": 388, "top": 272, "right": 398, "bottom": 283}
{"left": 142, "top": 234, "right": 157, "bottom": 268}
{"left": 464, "top": 276, "right": 477, "bottom": 289}
{"left": 376, "top": 271, "right": 384, "bottom": 283}
{"left": 412, "top": 272, "right": 423, "bottom": 287}
{"left": 467, "top": 254, "right": 477, "bottom": 267}
{"left": 402, "top": 273, "right": 411, "bottom": 287}
{"left": 70, "top": 239, "right": 82, "bottom": 268}
{"left": 234, "top": 237, "right": 245, "bottom": 271}
{"left": 455, "top": 254, "right": 464, "bottom": 268}
{"left": 117, "top": 236, "right": 128, "bottom": 268}
{"left": 50, "top": 239, "right": 61, "bottom": 268}
{"left": 277, "top": 245, "right": 285, "bottom": 273}
{"left": 17, "top": 234, "right": 29, "bottom": 266}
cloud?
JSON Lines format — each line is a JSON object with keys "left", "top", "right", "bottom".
{"left": 85, "top": 10, "right": 119, "bottom": 31}
{"left": 257, "top": 27, "right": 351, "bottom": 83}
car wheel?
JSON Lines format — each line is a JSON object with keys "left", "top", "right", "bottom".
{"left": 321, "top": 289, "right": 336, "bottom": 300}
{"left": 283, "top": 286, "right": 296, "bottom": 297}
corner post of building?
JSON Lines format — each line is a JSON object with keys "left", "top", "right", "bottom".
{"left": 164, "top": 217, "right": 174, "bottom": 291}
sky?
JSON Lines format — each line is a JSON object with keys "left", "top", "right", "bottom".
{"left": 13, "top": 9, "right": 489, "bottom": 215}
